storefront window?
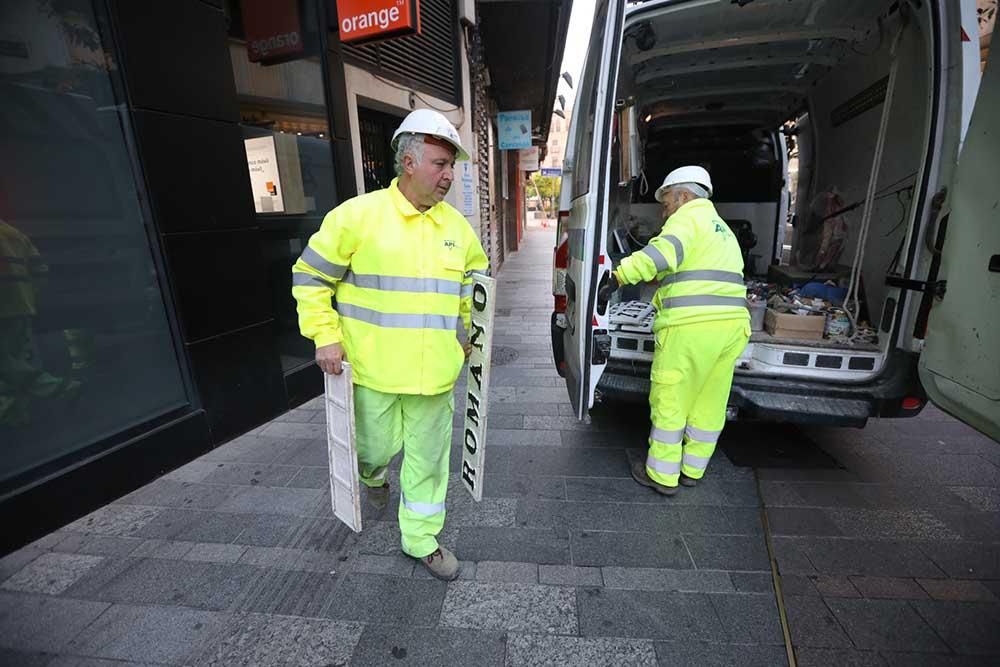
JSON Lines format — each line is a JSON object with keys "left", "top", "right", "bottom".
{"left": 225, "top": 0, "right": 339, "bottom": 372}
{"left": 0, "top": 0, "right": 188, "bottom": 484}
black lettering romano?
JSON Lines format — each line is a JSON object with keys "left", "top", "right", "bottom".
{"left": 466, "top": 392, "right": 481, "bottom": 426}
{"left": 472, "top": 283, "right": 488, "bottom": 312}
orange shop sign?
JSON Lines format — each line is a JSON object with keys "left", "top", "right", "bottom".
{"left": 335, "top": 0, "right": 421, "bottom": 45}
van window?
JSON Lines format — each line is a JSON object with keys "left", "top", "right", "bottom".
{"left": 569, "top": 0, "right": 609, "bottom": 199}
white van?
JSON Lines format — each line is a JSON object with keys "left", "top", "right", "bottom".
{"left": 551, "top": 0, "right": 999, "bottom": 440}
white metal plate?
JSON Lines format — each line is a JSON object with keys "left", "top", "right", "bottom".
{"left": 460, "top": 274, "right": 497, "bottom": 502}
{"left": 325, "top": 363, "right": 362, "bottom": 533}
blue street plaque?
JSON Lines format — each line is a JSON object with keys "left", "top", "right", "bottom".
{"left": 540, "top": 167, "right": 562, "bottom": 177}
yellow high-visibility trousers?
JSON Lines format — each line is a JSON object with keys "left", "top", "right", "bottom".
{"left": 354, "top": 386, "right": 453, "bottom": 558}
{"left": 646, "top": 319, "right": 750, "bottom": 487}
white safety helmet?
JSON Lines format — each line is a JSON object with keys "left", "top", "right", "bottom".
{"left": 654, "top": 165, "right": 714, "bottom": 202}
{"left": 391, "top": 108, "right": 469, "bottom": 162}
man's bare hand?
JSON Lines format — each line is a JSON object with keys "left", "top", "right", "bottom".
{"left": 463, "top": 343, "right": 473, "bottom": 359}
{"left": 316, "top": 343, "right": 346, "bottom": 375}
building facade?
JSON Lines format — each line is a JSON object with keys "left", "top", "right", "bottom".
{"left": 0, "top": 0, "right": 570, "bottom": 552}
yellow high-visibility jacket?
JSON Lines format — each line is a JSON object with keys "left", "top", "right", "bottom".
{"left": 292, "top": 179, "right": 489, "bottom": 395}
{"left": 614, "top": 199, "right": 748, "bottom": 331}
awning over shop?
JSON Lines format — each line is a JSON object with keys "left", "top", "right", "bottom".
{"left": 476, "top": 0, "right": 573, "bottom": 148}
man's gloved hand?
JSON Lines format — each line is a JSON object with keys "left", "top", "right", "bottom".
{"left": 597, "top": 272, "right": 620, "bottom": 304}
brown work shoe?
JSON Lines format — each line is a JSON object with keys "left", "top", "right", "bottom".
{"left": 679, "top": 475, "right": 699, "bottom": 487}
{"left": 630, "top": 460, "right": 677, "bottom": 496}
{"left": 417, "top": 546, "right": 459, "bottom": 581}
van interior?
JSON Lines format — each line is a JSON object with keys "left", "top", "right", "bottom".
{"left": 603, "top": 0, "right": 947, "bottom": 383}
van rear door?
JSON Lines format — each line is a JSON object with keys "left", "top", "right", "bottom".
{"left": 560, "top": 0, "right": 624, "bottom": 419}
{"left": 919, "top": 48, "right": 1000, "bottom": 441}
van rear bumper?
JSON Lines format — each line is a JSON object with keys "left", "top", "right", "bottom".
{"left": 595, "top": 350, "right": 926, "bottom": 426}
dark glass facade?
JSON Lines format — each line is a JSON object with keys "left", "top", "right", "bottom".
{"left": 0, "top": 0, "right": 355, "bottom": 552}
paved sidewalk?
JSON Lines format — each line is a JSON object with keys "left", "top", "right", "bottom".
{"left": 1, "top": 227, "right": 997, "bottom": 666}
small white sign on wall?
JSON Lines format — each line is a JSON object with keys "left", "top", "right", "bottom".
{"left": 458, "top": 161, "right": 476, "bottom": 217}
{"left": 245, "top": 136, "right": 285, "bottom": 213}
{"left": 518, "top": 146, "right": 539, "bottom": 172}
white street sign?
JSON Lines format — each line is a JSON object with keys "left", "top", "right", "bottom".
{"left": 460, "top": 273, "right": 496, "bottom": 502}
{"left": 325, "top": 363, "right": 362, "bottom": 532}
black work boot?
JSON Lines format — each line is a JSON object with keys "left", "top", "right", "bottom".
{"left": 630, "top": 460, "right": 677, "bottom": 496}
{"left": 680, "top": 475, "right": 699, "bottom": 487}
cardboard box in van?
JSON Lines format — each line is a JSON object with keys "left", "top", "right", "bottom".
{"left": 764, "top": 309, "right": 825, "bottom": 340}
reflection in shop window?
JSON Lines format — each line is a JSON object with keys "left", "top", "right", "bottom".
{"left": 0, "top": 0, "right": 188, "bottom": 483}
{"left": 224, "top": 0, "right": 339, "bottom": 373}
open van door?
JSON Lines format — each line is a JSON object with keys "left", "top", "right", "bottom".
{"left": 559, "top": 0, "right": 625, "bottom": 419}
{"left": 919, "top": 48, "right": 1000, "bottom": 441}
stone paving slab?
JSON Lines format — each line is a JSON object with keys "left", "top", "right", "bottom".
{"left": 323, "top": 573, "right": 447, "bottom": 625}
{"left": 82, "top": 558, "right": 262, "bottom": 611}
{"left": 352, "top": 625, "right": 506, "bottom": 666}
{"left": 0, "top": 592, "right": 111, "bottom": 653}
{"left": 507, "top": 634, "right": 658, "bottom": 667}
{"left": 601, "top": 567, "right": 734, "bottom": 593}
{"left": 655, "top": 641, "right": 789, "bottom": 667}
{"left": 65, "top": 603, "right": 226, "bottom": 665}
{"left": 569, "top": 531, "right": 692, "bottom": 569}
{"left": 237, "top": 567, "right": 341, "bottom": 617}
{"left": 51, "top": 534, "right": 143, "bottom": 558}
{"left": 1, "top": 552, "right": 105, "bottom": 595}
{"left": 577, "top": 588, "right": 725, "bottom": 641}
{"left": 440, "top": 581, "right": 577, "bottom": 634}
{"left": 197, "top": 613, "right": 363, "bottom": 666}
{"left": 825, "top": 598, "right": 950, "bottom": 653}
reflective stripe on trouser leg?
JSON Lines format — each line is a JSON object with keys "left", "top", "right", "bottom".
{"left": 681, "top": 320, "right": 750, "bottom": 480}
{"left": 398, "top": 390, "right": 454, "bottom": 558}
{"left": 354, "top": 386, "right": 404, "bottom": 488}
{"left": 646, "top": 393, "right": 684, "bottom": 487}
{"left": 681, "top": 427, "right": 720, "bottom": 480}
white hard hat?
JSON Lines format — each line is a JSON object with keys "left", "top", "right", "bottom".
{"left": 391, "top": 109, "right": 469, "bottom": 162}
{"left": 655, "top": 165, "right": 713, "bottom": 202}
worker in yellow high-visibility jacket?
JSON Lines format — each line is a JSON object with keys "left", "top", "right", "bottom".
{"left": 603, "top": 166, "right": 750, "bottom": 495}
{"left": 291, "top": 109, "right": 489, "bottom": 580}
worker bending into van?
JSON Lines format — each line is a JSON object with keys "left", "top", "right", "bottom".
{"left": 603, "top": 166, "right": 750, "bottom": 494}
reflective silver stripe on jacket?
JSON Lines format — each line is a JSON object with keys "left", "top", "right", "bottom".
{"left": 660, "top": 270, "right": 744, "bottom": 286}
{"left": 661, "top": 235, "right": 684, "bottom": 266}
{"left": 641, "top": 244, "right": 670, "bottom": 272}
{"left": 685, "top": 425, "right": 723, "bottom": 444}
{"left": 646, "top": 454, "right": 681, "bottom": 475}
{"left": 342, "top": 272, "right": 462, "bottom": 296}
{"left": 338, "top": 303, "right": 459, "bottom": 331}
{"left": 292, "top": 272, "right": 337, "bottom": 289}
{"left": 401, "top": 493, "right": 445, "bottom": 516}
{"left": 461, "top": 283, "right": 474, "bottom": 298}
{"left": 300, "top": 246, "right": 349, "bottom": 279}
{"left": 649, "top": 426, "right": 684, "bottom": 445}
{"left": 682, "top": 453, "right": 712, "bottom": 470}
{"left": 660, "top": 295, "right": 749, "bottom": 309}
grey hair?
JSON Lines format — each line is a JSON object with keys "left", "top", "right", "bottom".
{"left": 394, "top": 133, "right": 425, "bottom": 176}
{"left": 672, "top": 182, "right": 710, "bottom": 199}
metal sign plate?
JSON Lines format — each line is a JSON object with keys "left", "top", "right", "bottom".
{"left": 460, "top": 274, "right": 497, "bottom": 502}
{"left": 325, "top": 363, "right": 362, "bottom": 532}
